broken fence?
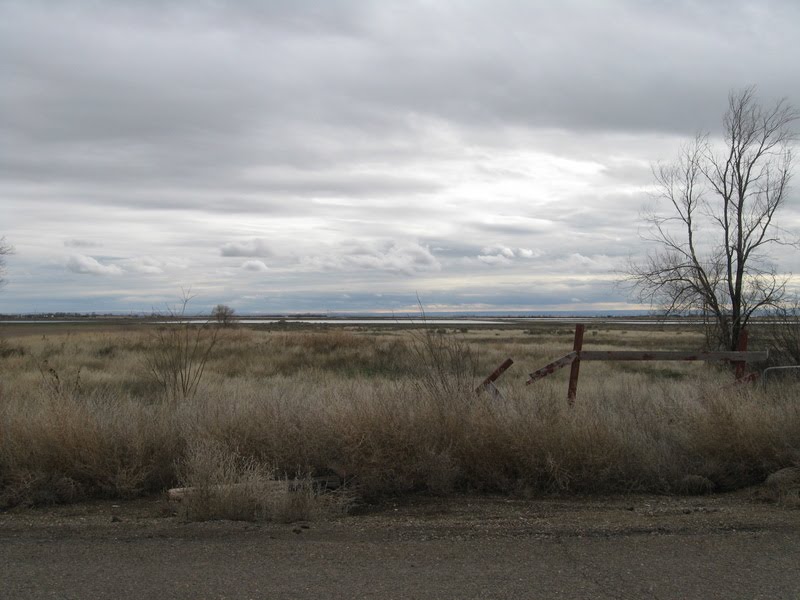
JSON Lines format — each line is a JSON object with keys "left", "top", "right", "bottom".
{"left": 476, "top": 324, "right": 767, "bottom": 404}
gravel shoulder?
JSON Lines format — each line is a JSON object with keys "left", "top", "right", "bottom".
{"left": 2, "top": 491, "right": 799, "bottom": 599}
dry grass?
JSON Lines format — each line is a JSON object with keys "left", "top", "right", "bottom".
{"left": 1, "top": 323, "right": 797, "bottom": 516}
{"left": 174, "top": 439, "right": 337, "bottom": 522}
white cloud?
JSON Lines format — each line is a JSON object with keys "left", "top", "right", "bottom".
{"left": 477, "top": 254, "right": 512, "bottom": 266}
{"left": 221, "top": 239, "right": 273, "bottom": 257}
{"left": 66, "top": 254, "right": 122, "bottom": 276}
{"left": 556, "top": 253, "right": 621, "bottom": 274}
{"left": 481, "top": 245, "right": 515, "bottom": 259}
{"left": 122, "top": 256, "right": 164, "bottom": 274}
{"left": 477, "top": 245, "right": 519, "bottom": 265}
{"left": 304, "top": 241, "right": 441, "bottom": 275}
{"left": 518, "top": 248, "right": 540, "bottom": 259}
{"left": 345, "top": 242, "right": 440, "bottom": 275}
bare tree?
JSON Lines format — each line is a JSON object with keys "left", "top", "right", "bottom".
{"left": 211, "top": 304, "right": 237, "bottom": 328}
{"left": 627, "top": 87, "right": 798, "bottom": 350}
{"left": 0, "top": 237, "right": 13, "bottom": 288}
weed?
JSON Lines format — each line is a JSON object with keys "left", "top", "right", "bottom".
{"left": 37, "top": 360, "right": 82, "bottom": 400}
{"left": 142, "top": 292, "right": 218, "bottom": 402}
{"left": 408, "top": 301, "right": 477, "bottom": 403}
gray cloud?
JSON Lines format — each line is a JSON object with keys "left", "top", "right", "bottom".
{"left": 64, "top": 239, "right": 102, "bottom": 248}
{"left": 4, "top": 2, "right": 798, "bottom": 150}
{"left": 241, "top": 260, "right": 270, "bottom": 273}
{"left": 1, "top": 0, "right": 798, "bottom": 313}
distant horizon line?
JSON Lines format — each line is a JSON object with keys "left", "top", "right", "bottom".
{"left": 2, "top": 308, "right": 671, "bottom": 319}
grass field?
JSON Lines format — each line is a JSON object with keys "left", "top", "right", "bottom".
{"left": 1, "top": 320, "right": 798, "bottom": 517}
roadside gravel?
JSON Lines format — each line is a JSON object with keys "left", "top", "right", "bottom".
{"left": 1, "top": 491, "right": 798, "bottom": 599}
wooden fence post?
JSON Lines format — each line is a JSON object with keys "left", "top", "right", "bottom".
{"left": 476, "top": 358, "right": 514, "bottom": 401}
{"left": 567, "top": 324, "right": 585, "bottom": 404}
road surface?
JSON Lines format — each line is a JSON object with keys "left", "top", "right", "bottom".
{"left": 1, "top": 492, "right": 798, "bottom": 599}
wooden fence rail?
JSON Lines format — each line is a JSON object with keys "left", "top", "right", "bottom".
{"left": 526, "top": 324, "right": 767, "bottom": 404}
{"left": 476, "top": 358, "right": 514, "bottom": 401}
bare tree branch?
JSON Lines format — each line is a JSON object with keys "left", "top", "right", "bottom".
{"left": 0, "top": 237, "right": 13, "bottom": 289}
{"left": 626, "top": 87, "right": 798, "bottom": 350}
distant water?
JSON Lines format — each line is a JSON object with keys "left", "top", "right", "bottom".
{"left": 172, "top": 319, "right": 504, "bottom": 325}
{"left": 1, "top": 317, "right": 707, "bottom": 326}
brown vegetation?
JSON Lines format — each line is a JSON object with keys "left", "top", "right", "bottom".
{"left": 0, "top": 323, "right": 798, "bottom": 517}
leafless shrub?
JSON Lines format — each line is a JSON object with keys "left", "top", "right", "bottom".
{"left": 408, "top": 300, "right": 477, "bottom": 404}
{"left": 143, "top": 292, "right": 218, "bottom": 402}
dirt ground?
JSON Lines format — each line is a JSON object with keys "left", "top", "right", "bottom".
{"left": 1, "top": 490, "right": 799, "bottom": 599}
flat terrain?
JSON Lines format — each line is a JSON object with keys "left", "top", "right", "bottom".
{"left": 2, "top": 492, "right": 799, "bottom": 599}
{"left": 3, "top": 320, "right": 799, "bottom": 598}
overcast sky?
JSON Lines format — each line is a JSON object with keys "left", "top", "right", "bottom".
{"left": 2, "top": 0, "right": 800, "bottom": 314}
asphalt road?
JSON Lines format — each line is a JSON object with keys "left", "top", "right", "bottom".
{"left": 2, "top": 493, "right": 799, "bottom": 599}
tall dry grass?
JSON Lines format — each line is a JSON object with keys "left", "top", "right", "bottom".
{"left": 174, "top": 438, "right": 336, "bottom": 522}
{"left": 1, "top": 325, "right": 797, "bottom": 513}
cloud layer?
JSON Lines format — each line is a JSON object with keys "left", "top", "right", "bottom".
{"left": 1, "top": 0, "right": 799, "bottom": 313}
